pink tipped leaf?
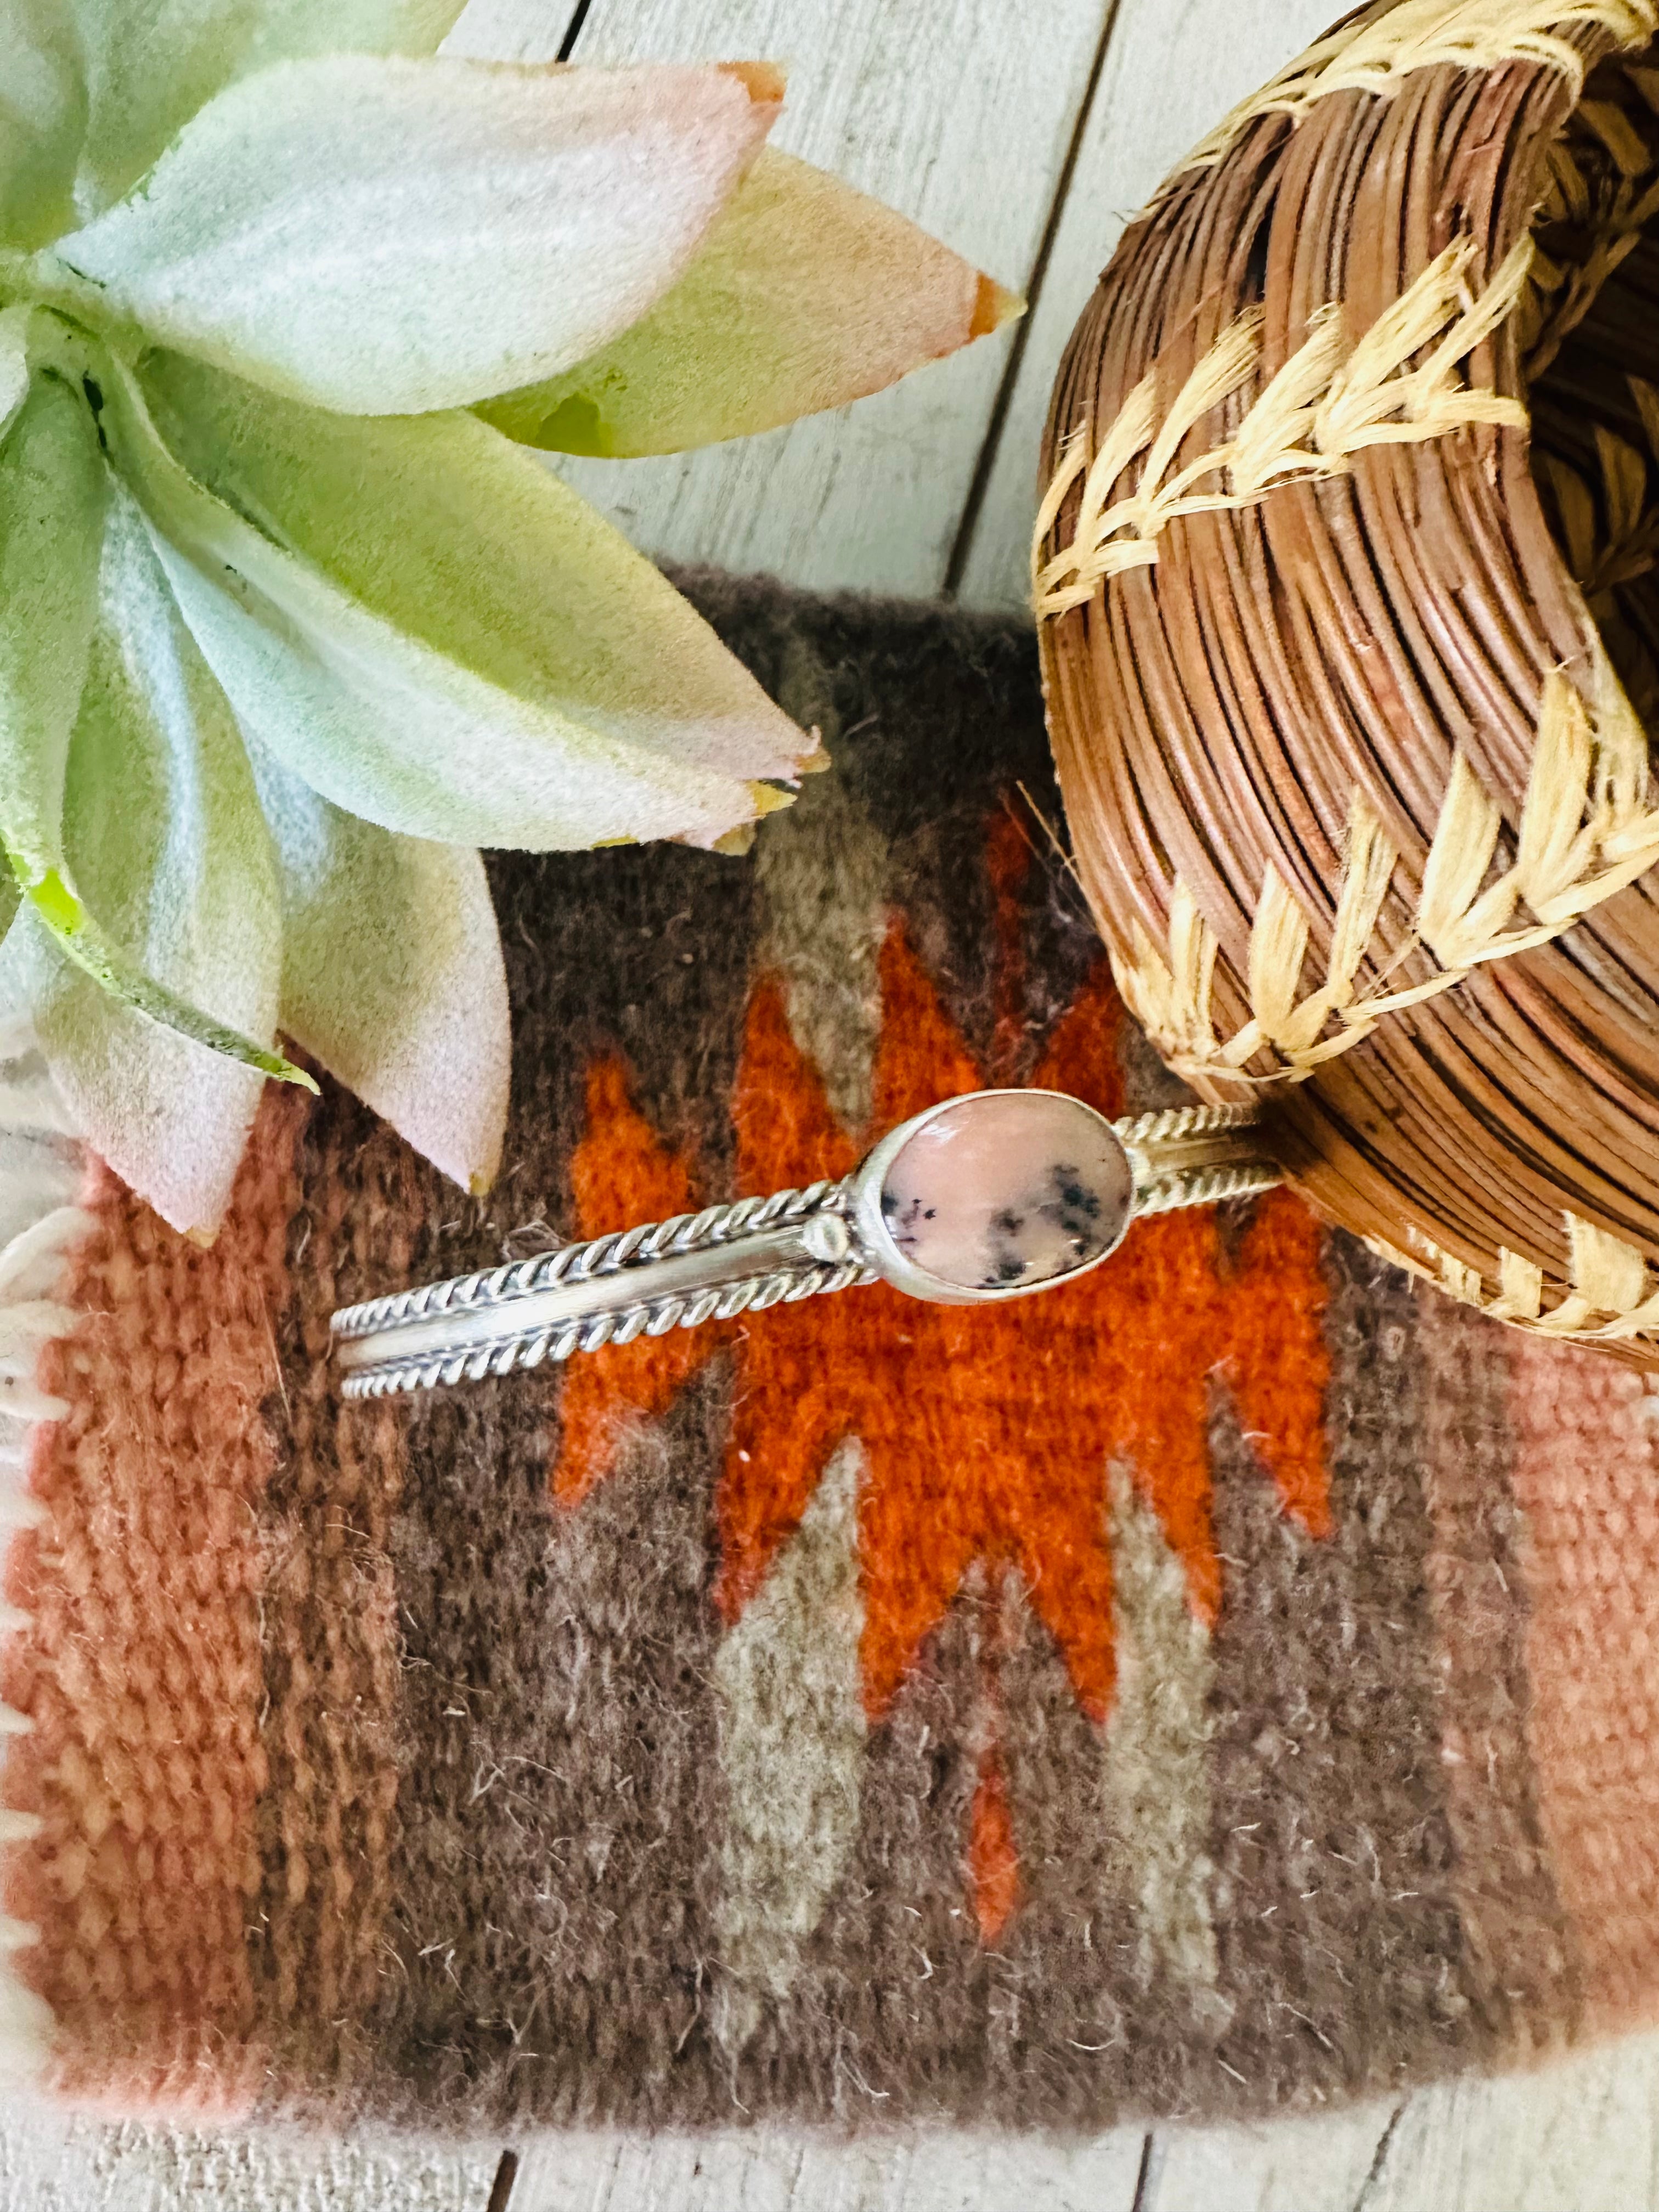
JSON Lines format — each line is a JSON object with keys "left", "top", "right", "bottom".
{"left": 102, "top": 352, "right": 819, "bottom": 851}
{"left": 57, "top": 55, "right": 783, "bottom": 414}
{"left": 478, "top": 147, "right": 1023, "bottom": 457}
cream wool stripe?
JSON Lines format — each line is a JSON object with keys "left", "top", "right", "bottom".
{"left": 712, "top": 1440, "right": 866, "bottom": 2057}
{"left": 1032, "top": 235, "right": 1533, "bottom": 617}
{"left": 1156, "top": 0, "right": 1659, "bottom": 202}
{"left": 0, "top": 1012, "right": 94, "bottom": 2083}
{"left": 1099, "top": 1468, "right": 1221, "bottom": 1994}
{"left": 752, "top": 689, "right": 891, "bottom": 1136}
{"left": 1112, "top": 651, "right": 1659, "bottom": 1085}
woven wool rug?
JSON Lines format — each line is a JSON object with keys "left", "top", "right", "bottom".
{"left": 1, "top": 578, "right": 1657, "bottom": 2134}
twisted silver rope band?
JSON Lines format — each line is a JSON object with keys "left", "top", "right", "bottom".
{"left": 334, "top": 1179, "right": 872, "bottom": 1401}
{"left": 332, "top": 1178, "right": 853, "bottom": 1342}
{"left": 341, "top": 1255, "right": 876, "bottom": 1400}
{"left": 1116, "top": 1103, "right": 1282, "bottom": 1215}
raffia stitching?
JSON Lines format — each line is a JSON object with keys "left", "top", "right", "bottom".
{"left": 1113, "top": 649, "right": 1659, "bottom": 1085}
{"left": 1032, "top": 236, "right": 1532, "bottom": 619}
{"left": 1157, "top": 0, "right": 1659, "bottom": 204}
{"left": 1371, "top": 1211, "right": 1659, "bottom": 1341}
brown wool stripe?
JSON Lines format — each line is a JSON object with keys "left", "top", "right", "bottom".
{"left": 256, "top": 1082, "right": 426, "bottom": 2112}
{"left": 1201, "top": 1243, "right": 1486, "bottom": 2108}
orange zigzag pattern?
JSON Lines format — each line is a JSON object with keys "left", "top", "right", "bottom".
{"left": 555, "top": 922, "right": 1331, "bottom": 1728}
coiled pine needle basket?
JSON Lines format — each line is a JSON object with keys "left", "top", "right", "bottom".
{"left": 1036, "top": 0, "right": 1659, "bottom": 1359}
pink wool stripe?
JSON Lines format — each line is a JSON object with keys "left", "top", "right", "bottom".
{"left": 1, "top": 1086, "right": 307, "bottom": 2113}
{"left": 1510, "top": 1334, "right": 1659, "bottom": 2039}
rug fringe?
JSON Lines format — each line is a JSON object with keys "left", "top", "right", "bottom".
{"left": 0, "top": 1009, "right": 93, "bottom": 2085}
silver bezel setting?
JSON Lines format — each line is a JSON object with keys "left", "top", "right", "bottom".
{"left": 848, "top": 1088, "right": 1135, "bottom": 1307}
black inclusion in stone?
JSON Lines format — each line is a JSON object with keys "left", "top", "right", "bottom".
{"left": 1044, "top": 1165, "right": 1104, "bottom": 1243}
{"left": 886, "top": 1193, "right": 928, "bottom": 1258}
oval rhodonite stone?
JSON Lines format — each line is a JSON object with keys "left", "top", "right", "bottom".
{"left": 879, "top": 1092, "right": 1132, "bottom": 1293}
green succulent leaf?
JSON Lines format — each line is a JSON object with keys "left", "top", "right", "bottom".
{"left": 481, "top": 148, "right": 1023, "bottom": 457}
{"left": 65, "top": 0, "right": 471, "bottom": 219}
{"left": 18, "top": 477, "right": 289, "bottom": 1229}
{"left": 18, "top": 862, "right": 308, "bottom": 1084}
{"left": 107, "top": 350, "right": 817, "bottom": 850}
{"left": 0, "top": 365, "right": 309, "bottom": 1092}
{"left": 0, "top": 0, "right": 84, "bottom": 249}
{"left": 56, "top": 55, "right": 782, "bottom": 414}
{"left": 0, "top": 368, "right": 105, "bottom": 879}
{"left": 249, "top": 736, "right": 510, "bottom": 1197}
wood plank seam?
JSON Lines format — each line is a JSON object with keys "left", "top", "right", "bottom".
{"left": 1350, "top": 2098, "right": 1409, "bottom": 2210}
{"left": 941, "top": 0, "right": 1127, "bottom": 597}
{"left": 556, "top": 0, "right": 592, "bottom": 57}
{"left": 1131, "top": 2129, "right": 1163, "bottom": 2210}
{"left": 487, "top": 2147, "right": 520, "bottom": 2211}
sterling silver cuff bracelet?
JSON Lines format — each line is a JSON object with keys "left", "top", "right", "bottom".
{"left": 330, "top": 1094, "right": 1279, "bottom": 1400}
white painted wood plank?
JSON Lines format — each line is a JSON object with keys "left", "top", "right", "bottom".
{"left": 0, "top": 2099, "right": 498, "bottom": 2211}
{"left": 954, "top": 0, "right": 1337, "bottom": 610}
{"left": 1146, "top": 2034, "right": 1659, "bottom": 2212}
{"left": 510, "top": 2129, "right": 1148, "bottom": 2212}
{"left": 493, "top": 0, "right": 1118, "bottom": 599}
{"left": 1148, "top": 2101, "right": 1396, "bottom": 2211}
{"left": 1362, "top": 2032, "right": 1659, "bottom": 2212}
{"left": 5, "top": 2045, "right": 1658, "bottom": 2211}
{"left": 443, "top": 0, "right": 581, "bottom": 57}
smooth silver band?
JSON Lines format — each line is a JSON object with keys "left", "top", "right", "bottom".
{"left": 331, "top": 1101, "right": 1278, "bottom": 1400}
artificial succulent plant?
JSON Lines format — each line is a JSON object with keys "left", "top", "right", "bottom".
{"left": 0, "top": 0, "right": 1017, "bottom": 1231}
